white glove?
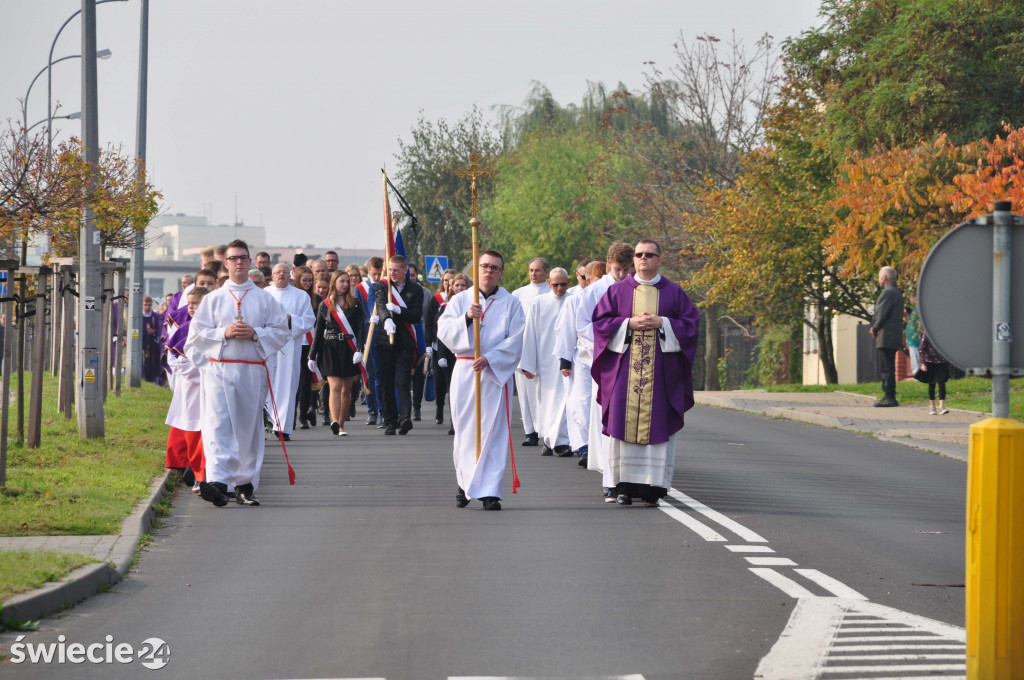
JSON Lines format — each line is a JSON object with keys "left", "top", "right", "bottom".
{"left": 386, "top": 302, "right": 401, "bottom": 314}
{"left": 352, "top": 351, "right": 363, "bottom": 365}
{"left": 437, "top": 358, "right": 448, "bottom": 368}
{"left": 370, "top": 314, "right": 380, "bottom": 324}
{"left": 307, "top": 359, "right": 317, "bottom": 373}
{"left": 384, "top": 318, "right": 396, "bottom": 335}
{"left": 425, "top": 347, "right": 433, "bottom": 358}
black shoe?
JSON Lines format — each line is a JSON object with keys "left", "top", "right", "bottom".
{"left": 399, "top": 418, "right": 413, "bottom": 435}
{"left": 412, "top": 408, "right": 421, "bottom": 422}
{"left": 555, "top": 445, "right": 573, "bottom": 457}
{"left": 366, "top": 414, "right": 377, "bottom": 426}
{"left": 603, "top": 487, "right": 616, "bottom": 502}
{"left": 378, "top": 422, "right": 387, "bottom": 429}
{"left": 435, "top": 405, "right": 444, "bottom": 425}
{"left": 307, "top": 411, "right": 317, "bottom": 426}
{"left": 615, "top": 494, "right": 633, "bottom": 506}
{"left": 642, "top": 499, "right": 660, "bottom": 508}
{"left": 384, "top": 426, "right": 397, "bottom": 435}
{"left": 541, "top": 445, "right": 554, "bottom": 457}
{"left": 330, "top": 421, "right": 340, "bottom": 435}
{"left": 299, "top": 421, "right": 309, "bottom": 430}
{"left": 281, "top": 432, "right": 290, "bottom": 441}
{"left": 874, "top": 397, "right": 899, "bottom": 407}
{"left": 456, "top": 487, "right": 470, "bottom": 508}
{"left": 448, "top": 426, "right": 455, "bottom": 435}
{"left": 199, "top": 481, "right": 229, "bottom": 507}
{"left": 349, "top": 404, "right": 356, "bottom": 418}
{"left": 578, "top": 454, "right": 588, "bottom": 468}
{"left": 181, "top": 467, "right": 196, "bottom": 487}
{"left": 481, "top": 497, "right": 502, "bottom": 511}
{"left": 235, "top": 483, "right": 260, "bottom": 507}
{"left": 521, "top": 432, "right": 539, "bottom": 447}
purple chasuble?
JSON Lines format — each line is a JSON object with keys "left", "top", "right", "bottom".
{"left": 591, "top": 274, "right": 699, "bottom": 445}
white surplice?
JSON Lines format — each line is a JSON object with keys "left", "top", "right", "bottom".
{"left": 552, "top": 291, "right": 590, "bottom": 452}
{"left": 437, "top": 287, "right": 525, "bottom": 500}
{"left": 165, "top": 342, "right": 201, "bottom": 431}
{"left": 511, "top": 281, "right": 550, "bottom": 436}
{"left": 264, "top": 284, "right": 316, "bottom": 434}
{"left": 519, "top": 292, "right": 570, "bottom": 449}
{"left": 576, "top": 273, "right": 616, "bottom": 483}
{"left": 185, "top": 280, "right": 289, "bottom": 490}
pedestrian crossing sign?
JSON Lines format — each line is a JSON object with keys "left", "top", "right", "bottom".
{"left": 425, "top": 255, "right": 448, "bottom": 283}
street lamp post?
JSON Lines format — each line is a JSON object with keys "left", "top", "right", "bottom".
{"left": 26, "top": 113, "right": 81, "bottom": 133}
{"left": 21, "top": 51, "right": 109, "bottom": 131}
{"left": 126, "top": 0, "right": 149, "bottom": 388}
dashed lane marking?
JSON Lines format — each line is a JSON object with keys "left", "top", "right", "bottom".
{"left": 667, "top": 488, "right": 768, "bottom": 542}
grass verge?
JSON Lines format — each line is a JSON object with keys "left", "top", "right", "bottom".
{"left": 752, "top": 376, "right": 1024, "bottom": 422}
{"left": 1, "top": 373, "right": 171, "bottom": 536}
{"left": 0, "top": 551, "right": 97, "bottom": 604}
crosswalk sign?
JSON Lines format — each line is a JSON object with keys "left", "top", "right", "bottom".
{"left": 425, "top": 255, "right": 449, "bottom": 283}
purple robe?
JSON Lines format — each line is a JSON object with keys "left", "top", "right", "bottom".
{"left": 142, "top": 311, "right": 164, "bottom": 383}
{"left": 591, "top": 275, "right": 699, "bottom": 445}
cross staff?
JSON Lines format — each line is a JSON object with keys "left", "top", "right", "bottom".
{"left": 456, "top": 153, "right": 494, "bottom": 462}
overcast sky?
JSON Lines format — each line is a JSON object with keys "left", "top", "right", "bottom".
{"left": 1, "top": 0, "right": 823, "bottom": 250}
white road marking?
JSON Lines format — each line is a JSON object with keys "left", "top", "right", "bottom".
{"left": 656, "top": 503, "right": 727, "bottom": 541}
{"left": 818, "top": 664, "right": 965, "bottom": 673}
{"left": 726, "top": 545, "right": 775, "bottom": 553}
{"left": 749, "top": 568, "right": 818, "bottom": 599}
{"left": 826, "top": 645, "right": 965, "bottom": 651}
{"left": 450, "top": 676, "right": 646, "bottom": 680}
{"left": 794, "top": 569, "right": 868, "bottom": 600}
{"left": 668, "top": 488, "right": 768, "bottom": 542}
{"left": 827, "top": 654, "right": 964, "bottom": 660}
{"left": 745, "top": 556, "right": 798, "bottom": 566}
{"left": 831, "top": 635, "right": 962, "bottom": 643}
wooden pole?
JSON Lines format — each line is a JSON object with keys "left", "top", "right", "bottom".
{"left": 471, "top": 217, "right": 482, "bottom": 462}
{"left": 27, "top": 267, "right": 49, "bottom": 448}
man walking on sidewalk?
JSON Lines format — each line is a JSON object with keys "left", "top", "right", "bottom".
{"left": 870, "top": 266, "right": 904, "bottom": 408}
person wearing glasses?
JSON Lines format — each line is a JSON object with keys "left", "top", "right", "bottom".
{"left": 186, "top": 240, "right": 290, "bottom": 507}
{"left": 375, "top": 254, "right": 424, "bottom": 436}
{"left": 323, "top": 251, "right": 340, "bottom": 273}
{"left": 567, "top": 259, "right": 591, "bottom": 296}
{"left": 519, "top": 267, "right": 573, "bottom": 457}
{"left": 591, "top": 239, "right": 700, "bottom": 508}
{"left": 264, "top": 263, "right": 317, "bottom": 441}
{"left": 511, "top": 257, "right": 551, "bottom": 447}
{"left": 437, "top": 251, "right": 526, "bottom": 511}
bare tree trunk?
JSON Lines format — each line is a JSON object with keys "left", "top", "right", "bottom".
{"left": 704, "top": 303, "right": 721, "bottom": 391}
{"left": 27, "top": 268, "right": 48, "bottom": 448}
{"left": 815, "top": 308, "right": 839, "bottom": 384}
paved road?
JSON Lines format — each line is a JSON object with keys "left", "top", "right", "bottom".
{"left": 0, "top": 404, "right": 967, "bottom": 680}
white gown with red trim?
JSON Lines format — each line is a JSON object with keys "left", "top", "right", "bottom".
{"left": 437, "top": 287, "right": 525, "bottom": 500}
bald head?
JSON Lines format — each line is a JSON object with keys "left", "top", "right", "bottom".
{"left": 272, "top": 262, "right": 291, "bottom": 288}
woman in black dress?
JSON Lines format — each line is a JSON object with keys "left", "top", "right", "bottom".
{"left": 435, "top": 273, "right": 470, "bottom": 435}
{"left": 425, "top": 269, "right": 456, "bottom": 424}
{"left": 309, "top": 270, "right": 364, "bottom": 436}
{"left": 294, "top": 266, "right": 320, "bottom": 429}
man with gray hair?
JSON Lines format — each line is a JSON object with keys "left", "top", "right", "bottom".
{"left": 870, "top": 266, "right": 904, "bottom": 407}
{"left": 511, "top": 257, "right": 551, "bottom": 446}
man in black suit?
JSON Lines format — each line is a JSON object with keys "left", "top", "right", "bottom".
{"left": 870, "top": 265, "right": 905, "bottom": 407}
{"left": 376, "top": 255, "right": 424, "bottom": 435}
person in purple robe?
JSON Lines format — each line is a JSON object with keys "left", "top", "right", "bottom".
{"left": 591, "top": 238, "right": 700, "bottom": 507}
{"left": 142, "top": 295, "right": 165, "bottom": 384}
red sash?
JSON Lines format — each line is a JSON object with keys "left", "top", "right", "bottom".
{"left": 329, "top": 304, "right": 369, "bottom": 383}
{"left": 356, "top": 281, "right": 370, "bottom": 305}
{"left": 434, "top": 291, "right": 445, "bottom": 304}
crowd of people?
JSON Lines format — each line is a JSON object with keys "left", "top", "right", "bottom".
{"left": 159, "top": 237, "right": 702, "bottom": 511}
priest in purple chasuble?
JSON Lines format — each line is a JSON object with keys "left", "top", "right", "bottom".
{"left": 591, "top": 239, "right": 700, "bottom": 507}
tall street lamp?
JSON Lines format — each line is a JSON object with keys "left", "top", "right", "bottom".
{"left": 26, "top": 112, "right": 82, "bottom": 133}
{"left": 21, "top": 50, "right": 111, "bottom": 131}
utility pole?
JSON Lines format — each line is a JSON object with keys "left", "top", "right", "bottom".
{"left": 125, "top": 0, "right": 148, "bottom": 387}
{"left": 78, "top": 0, "right": 104, "bottom": 437}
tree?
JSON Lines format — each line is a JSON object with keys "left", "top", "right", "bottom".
{"left": 392, "top": 107, "right": 502, "bottom": 270}
{"left": 786, "top": 0, "right": 1024, "bottom": 153}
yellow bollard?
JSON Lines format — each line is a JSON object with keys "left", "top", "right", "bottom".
{"left": 967, "top": 417, "right": 1024, "bottom": 679}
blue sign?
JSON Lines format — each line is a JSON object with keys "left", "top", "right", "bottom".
{"left": 425, "top": 255, "right": 449, "bottom": 283}
{"left": 0, "top": 271, "right": 6, "bottom": 297}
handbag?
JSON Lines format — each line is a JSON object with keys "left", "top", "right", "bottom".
{"left": 914, "top": 367, "right": 928, "bottom": 383}
{"left": 424, "top": 370, "right": 435, "bottom": 402}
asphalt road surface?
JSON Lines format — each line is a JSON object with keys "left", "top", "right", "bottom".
{"left": 0, "top": 403, "right": 967, "bottom": 680}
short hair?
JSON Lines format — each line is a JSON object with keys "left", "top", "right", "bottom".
{"left": 576, "top": 259, "right": 591, "bottom": 270}
{"left": 247, "top": 269, "right": 265, "bottom": 283}
{"left": 181, "top": 274, "right": 194, "bottom": 285}
{"left": 480, "top": 250, "right": 505, "bottom": 267}
{"left": 325, "top": 250, "right": 339, "bottom": 258}
{"left": 255, "top": 251, "right": 270, "bottom": 260}
{"left": 367, "top": 256, "right": 384, "bottom": 269}
{"left": 195, "top": 268, "right": 217, "bottom": 281}
{"left": 293, "top": 252, "right": 308, "bottom": 267}
{"left": 215, "top": 245, "right": 228, "bottom": 258}
{"left": 549, "top": 267, "right": 569, "bottom": 280}
{"left": 200, "top": 246, "right": 215, "bottom": 259}
{"left": 389, "top": 254, "right": 408, "bottom": 267}
{"left": 189, "top": 286, "right": 210, "bottom": 299}
{"left": 607, "top": 242, "right": 633, "bottom": 267}
{"left": 636, "top": 238, "right": 662, "bottom": 256}
{"left": 880, "top": 266, "right": 898, "bottom": 283}
{"left": 258, "top": 265, "right": 272, "bottom": 278}
{"left": 225, "top": 239, "right": 250, "bottom": 258}
{"left": 529, "top": 257, "right": 549, "bottom": 270}
{"left": 143, "top": 295, "right": 153, "bottom": 303}
{"left": 586, "top": 261, "right": 607, "bottom": 279}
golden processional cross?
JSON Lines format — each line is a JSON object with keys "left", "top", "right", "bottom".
{"left": 456, "top": 153, "right": 493, "bottom": 462}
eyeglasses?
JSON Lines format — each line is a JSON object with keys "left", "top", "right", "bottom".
{"left": 225, "top": 255, "right": 250, "bottom": 263}
{"left": 634, "top": 251, "right": 660, "bottom": 259}
{"left": 550, "top": 282, "right": 568, "bottom": 287}
{"left": 479, "top": 263, "right": 503, "bottom": 273}
{"left": 324, "top": 259, "right": 338, "bottom": 264}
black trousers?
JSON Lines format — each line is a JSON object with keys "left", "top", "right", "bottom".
{"left": 412, "top": 355, "right": 426, "bottom": 411}
{"left": 378, "top": 343, "right": 414, "bottom": 426}
{"left": 297, "top": 345, "right": 313, "bottom": 422}
{"left": 877, "top": 347, "right": 897, "bottom": 400}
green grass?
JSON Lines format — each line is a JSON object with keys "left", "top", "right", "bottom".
{"left": 0, "top": 551, "right": 97, "bottom": 604}
{"left": 750, "top": 376, "right": 1024, "bottom": 422}
{"left": 0, "top": 373, "right": 171, "bottom": 536}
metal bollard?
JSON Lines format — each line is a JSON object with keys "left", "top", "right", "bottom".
{"left": 967, "top": 417, "right": 1024, "bottom": 679}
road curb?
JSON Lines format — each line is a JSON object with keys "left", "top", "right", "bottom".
{"left": 0, "top": 471, "right": 173, "bottom": 625}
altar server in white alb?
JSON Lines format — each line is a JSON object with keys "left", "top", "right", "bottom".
{"left": 264, "top": 263, "right": 316, "bottom": 440}
{"left": 437, "top": 250, "right": 526, "bottom": 511}
{"left": 519, "top": 267, "right": 572, "bottom": 457}
{"left": 576, "top": 242, "right": 634, "bottom": 498}
{"left": 186, "top": 240, "right": 290, "bottom": 507}
{"left": 511, "top": 257, "right": 550, "bottom": 447}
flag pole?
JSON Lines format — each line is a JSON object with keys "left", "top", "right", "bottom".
{"left": 470, "top": 216, "right": 482, "bottom": 462}
{"left": 382, "top": 170, "right": 394, "bottom": 346}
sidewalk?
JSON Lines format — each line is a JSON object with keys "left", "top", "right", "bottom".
{"left": 695, "top": 389, "right": 985, "bottom": 462}
{"left": 0, "top": 471, "right": 171, "bottom": 625}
